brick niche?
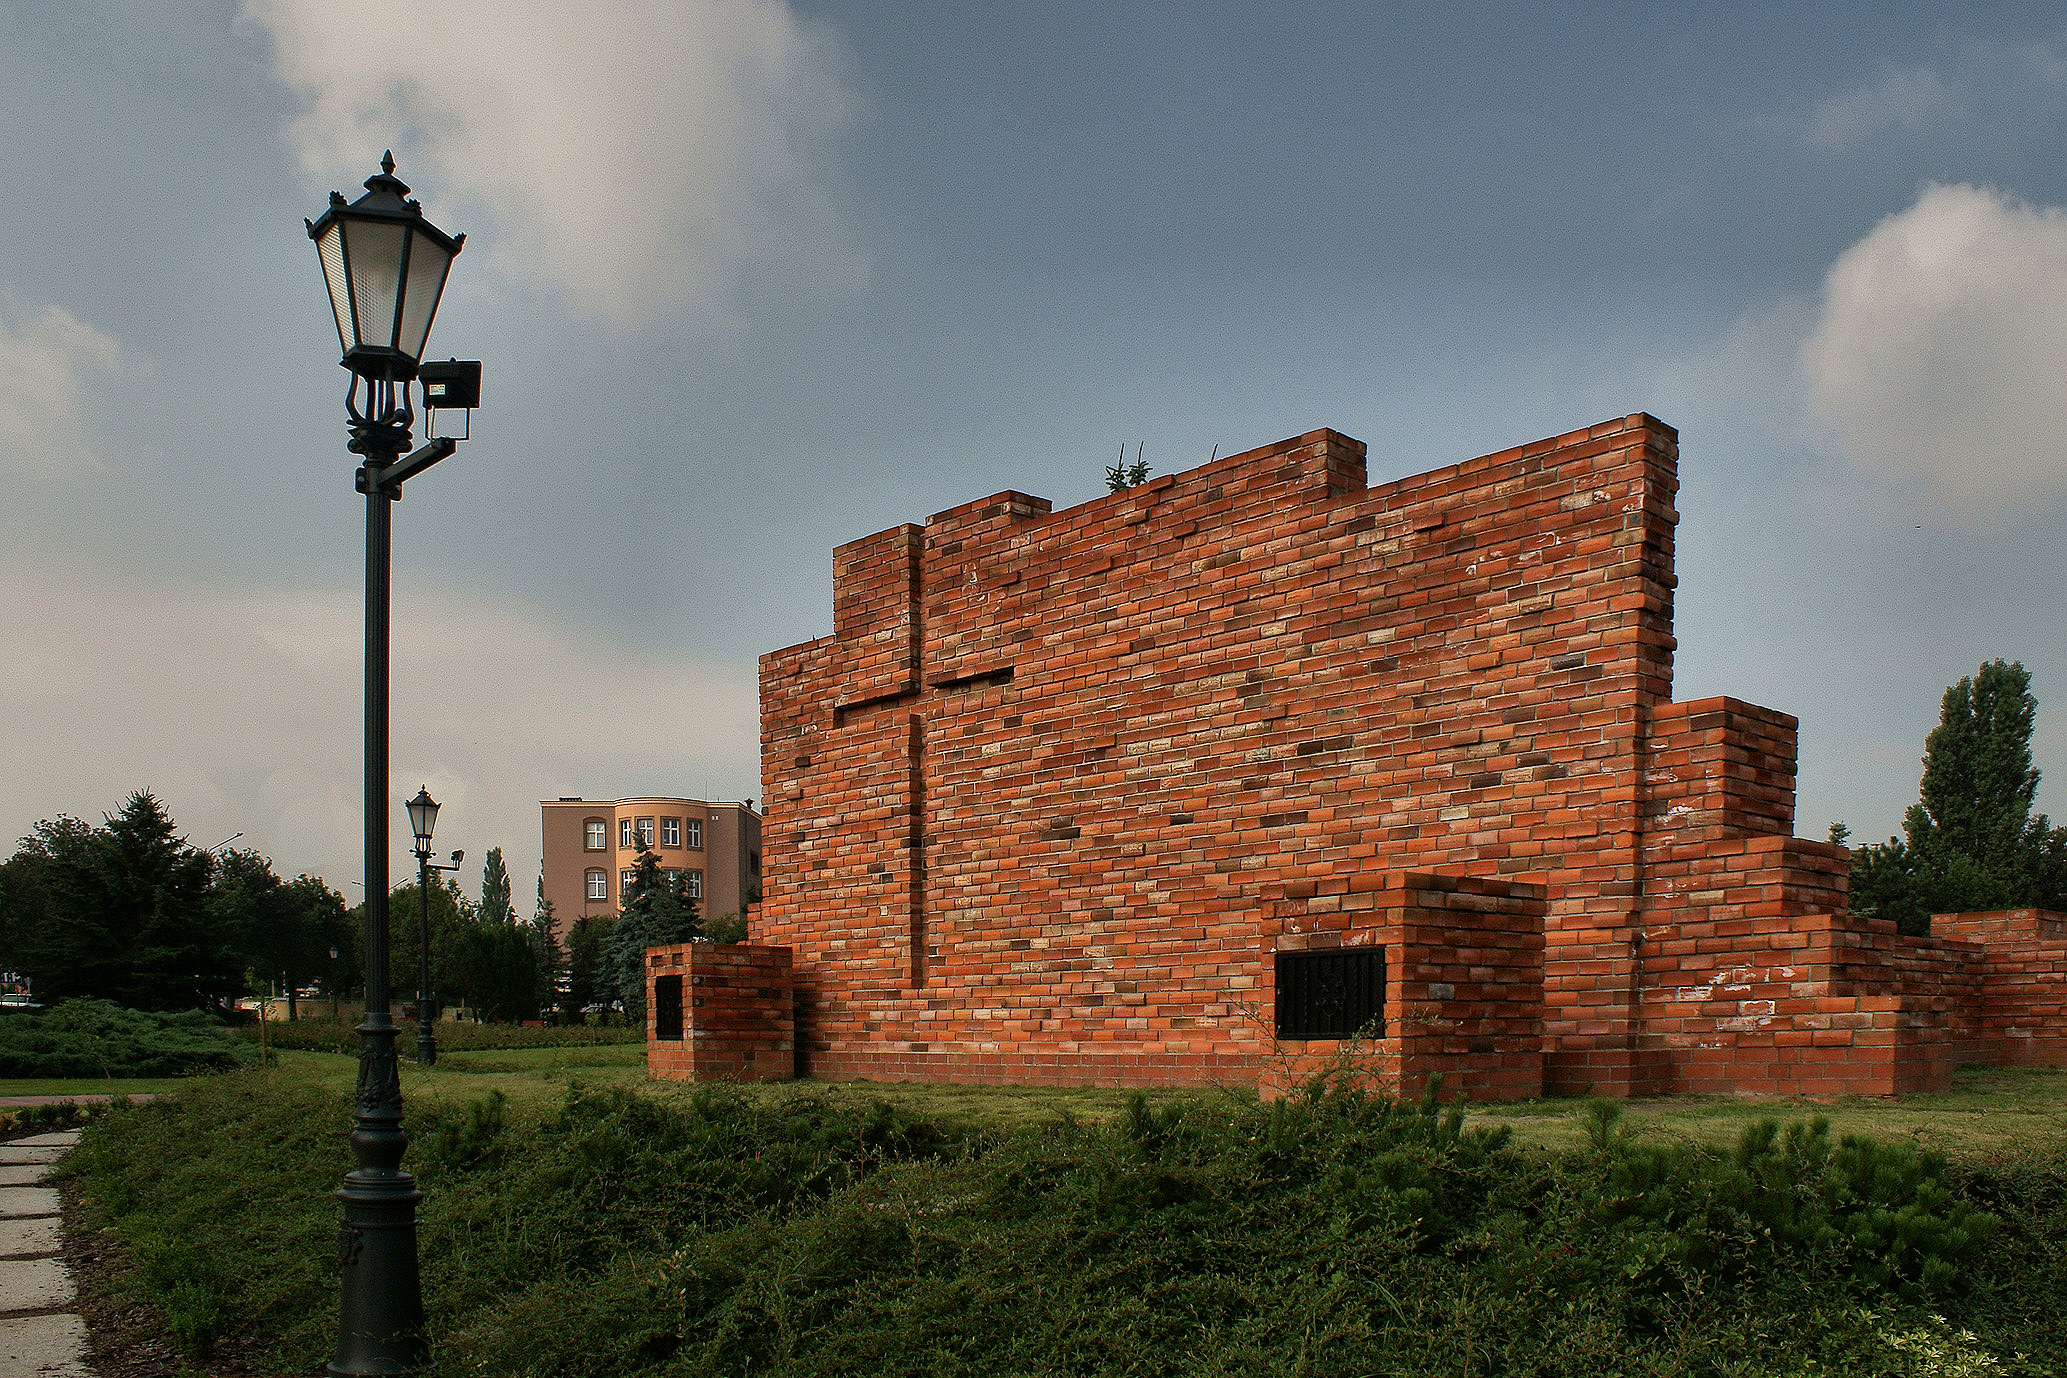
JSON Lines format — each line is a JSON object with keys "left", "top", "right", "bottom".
{"left": 645, "top": 943, "right": 794, "bottom": 1082}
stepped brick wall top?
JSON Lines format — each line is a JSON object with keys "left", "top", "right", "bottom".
{"left": 750, "top": 414, "right": 2066, "bottom": 1097}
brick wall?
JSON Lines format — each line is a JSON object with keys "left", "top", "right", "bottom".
{"left": 754, "top": 414, "right": 2067, "bottom": 1098}
{"left": 646, "top": 943, "right": 795, "bottom": 1082}
{"left": 760, "top": 416, "right": 1676, "bottom": 1093}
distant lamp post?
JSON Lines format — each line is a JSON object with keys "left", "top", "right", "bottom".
{"left": 310, "top": 151, "right": 480, "bottom": 1376}
{"left": 405, "top": 786, "right": 463, "bottom": 1067}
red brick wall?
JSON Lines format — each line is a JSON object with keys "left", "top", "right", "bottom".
{"left": 646, "top": 943, "right": 795, "bottom": 1082}
{"left": 1932, "top": 911, "right": 2067, "bottom": 1066}
{"left": 760, "top": 416, "right": 1678, "bottom": 1092}
{"left": 1265, "top": 872, "right": 1546, "bottom": 1102}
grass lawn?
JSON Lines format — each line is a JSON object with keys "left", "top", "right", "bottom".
{"left": 1474, "top": 1063, "right": 2067, "bottom": 1156}
{"left": 0, "top": 1076, "right": 188, "bottom": 1099}
{"left": 204, "top": 1046, "right": 2067, "bottom": 1155}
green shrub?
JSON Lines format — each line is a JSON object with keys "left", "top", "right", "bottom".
{"left": 0, "top": 1000, "right": 246, "bottom": 1078}
{"left": 69, "top": 1069, "right": 2067, "bottom": 1377}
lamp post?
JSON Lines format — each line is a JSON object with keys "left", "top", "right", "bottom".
{"left": 405, "top": 786, "right": 463, "bottom": 1067}
{"left": 309, "top": 152, "right": 473, "bottom": 1376}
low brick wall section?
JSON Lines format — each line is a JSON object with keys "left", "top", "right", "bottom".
{"left": 1933, "top": 910, "right": 2067, "bottom": 1067}
{"left": 646, "top": 943, "right": 795, "bottom": 1082}
{"left": 1263, "top": 872, "right": 1547, "bottom": 1103}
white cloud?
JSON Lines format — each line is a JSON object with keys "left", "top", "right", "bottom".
{"left": 1804, "top": 66, "right": 1962, "bottom": 152}
{"left": 1800, "top": 182, "right": 2067, "bottom": 513}
{"left": 0, "top": 559, "right": 758, "bottom": 900}
{"left": 0, "top": 303, "right": 120, "bottom": 477}
{"left": 244, "top": 0, "right": 861, "bottom": 324}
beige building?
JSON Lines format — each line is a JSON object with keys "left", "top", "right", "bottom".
{"left": 540, "top": 796, "right": 762, "bottom": 945}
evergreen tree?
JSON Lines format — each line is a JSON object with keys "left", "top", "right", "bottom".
{"left": 603, "top": 842, "right": 699, "bottom": 1022}
{"left": 478, "top": 847, "right": 515, "bottom": 927}
{"left": 564, "top": 915, "right": 613, "bottom": 1019}
{"left": 1848, "top": 660, "right": 2067, "bottom": 933}
{"left": 5, "top": 793, "right": 236, "bottom": 1010}
{"left": 530, "top": 873, "right": 565, "bottom": 1015}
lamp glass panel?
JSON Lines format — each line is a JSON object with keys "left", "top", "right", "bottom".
{"left": 407, "top": 794, "right": 438, "bottom": 842}
{"left": 343, "top": 219, "right": 408, "bottom": 350}
{"left": 395, "top": 234, "right": 454, "bottom": 365}
{"left": 315, "top": 223, "right": 353, "bottom": 354}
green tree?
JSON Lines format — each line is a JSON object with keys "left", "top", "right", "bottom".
{"left": 1847, "top": 660, "right": 2067, "bottom": 934}
{"left": 3, "top": 793, "right": 239, "bottom": 1011}
{"left": 478, "top": 847, "right": 515, "bottom": 927}
{"left": 563, "top": 915, "right": 613, "bottom": 1019}
{"left": 450, "top": 848, "right": 544, "bottom": 1023}
{"left": 603, "top": 843, "right": 699, "bottom": 1022}
{"left": 529, "top": 873, "right": 564, "bottom": 1013}
{"left": 207, "top": 849, "right": 349, "bottom": 1018}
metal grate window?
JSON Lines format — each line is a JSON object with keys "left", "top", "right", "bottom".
{"left": 1274, "top": 947, "right": 1385, "bottom": 1039}
{"left": 653, "top": 974, "right": 683, "bottom": 1041}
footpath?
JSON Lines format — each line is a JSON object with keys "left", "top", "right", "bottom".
{"left": 0, "top": 1130, "right": 89, "bottom": 1377}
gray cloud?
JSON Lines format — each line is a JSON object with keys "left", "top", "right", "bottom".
{"left": 0, "top": 557, "right": 758, "bottom": 899}
{"left": 243, "top": 0, "right": 863, "bottom": 324}
{"left": 1804, "top": 66, "right": 1963, "bottom": 152}
{"left": 0, "top": 303, "right": 120, "bottom": 480}
{"left": 1801, "top": 182, "right": 2067, "bottom": 513}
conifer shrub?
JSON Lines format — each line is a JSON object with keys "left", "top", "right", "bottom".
{"left": 67, "top": 1068, "right": 2066, "bottom": 1376}
{"left": 0, "top": 999, "right": 246, "bottom": 1078}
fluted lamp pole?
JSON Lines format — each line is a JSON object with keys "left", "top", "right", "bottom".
{"left": 308, "top": 151, "right": 476, "bottom": 1376}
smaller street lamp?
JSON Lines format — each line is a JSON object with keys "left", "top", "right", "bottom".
{"left": 405, "top": 787, "right": 462, "bottom": 1067}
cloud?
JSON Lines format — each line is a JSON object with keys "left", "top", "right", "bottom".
{"left": 1800, "top": 182, "right": 2067, "bottom": 513}
{"left": 0, "top": 303, "right": 120, "bottom": 478}
{"left": 0, "top": 559, "right": 759, "bottom": 899}
{"left": 244, "top": 0, "right": 861, "bottom": 324}
{"left": 1803, "top": 66, "right": 1962, "bottom": 152}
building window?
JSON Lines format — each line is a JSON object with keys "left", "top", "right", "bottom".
{"left": 687, "top": 870, "right": 703, "bottom": 899}
{"left": 619, "top": 818, "right": 633, "bottom": 849}
{"left": 621, "top": 868, "right": 637, "bottom": 892}
{"left": 661, "top": 817, "right": 681, "bottom": 847}
{"left": 663, "top": 868, "right": 680, "bottom": 885}
{"left": 585, "top": 869, "right": 607, "bottom": 901}
{"left": 686, "top": 819, "right": 703, "bottom": 849}
{"left": 636, "top": 817, "right": 655, "bottom": 847}
{"left": 584, "top": 819, "right": 607, "bottom": 851}
{"left": 749, "top": 850, "right": 760, "bottom": 875}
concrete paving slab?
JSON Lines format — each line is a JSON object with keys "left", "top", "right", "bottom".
{"left": 0, "top": 1312, "right": 91, "bottom": 1376}
{"left": 0, "top": 1191, "right": 58, "bottom": 1221}
{"left": 0, "top": 1148, "right": 65, "bottom": 1167}
{"left": 8, "top": 1135, "right": 79, "bottom": 1150}
{"left": 0, "top": 1218, "right": 61, "bottom": 1259}
{"left": 0, "top": 1168, "right": 54, "bottom": 1189}
{"left": 0, "top": 1257, "right": 73, "bottom": 1313}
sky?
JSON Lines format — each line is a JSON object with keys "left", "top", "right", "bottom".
{"left": 5, "top": 2, "right": 2067, "bottom": 904}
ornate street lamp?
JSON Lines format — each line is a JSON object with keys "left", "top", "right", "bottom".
{"left": 310, "top": 152, "right": 478, "bottom": 1376}
{"left": 405, "top": 786, "right": 463, "bottom": 1067}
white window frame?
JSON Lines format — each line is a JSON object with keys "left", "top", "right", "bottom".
{"left": 661, "top": 817, "right": 681, "bottom": 847}
{"left": 636, "top": 817, "right": 655, "bottom": 847}
{"left": 686, "top": 819, "right": 703, "bottom": 849}
{"left": 584, "top": 820, "right": 607, "bottom": 851}
{"left": 687, "top": 869, "right": 703, "bottom": 899}
{"left": 621, "top": 868, "right": 637, "bottom": 892}
{"left": 619, "top": 817, "right": 633, "bottom": 849}
{"left": 585, "top": 869, "right": 607, "bottom": 900}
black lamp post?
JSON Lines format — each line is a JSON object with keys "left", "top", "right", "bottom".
{"left": 309, "top": 152, "right": 475, "bottom": 1376}
{"left": 405, "top": 786, "right": 462, "bottom": 1067}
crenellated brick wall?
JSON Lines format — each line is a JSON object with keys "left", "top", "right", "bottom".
{"left": 747, "top": 414, "right": 2067, "bottom": 1099}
